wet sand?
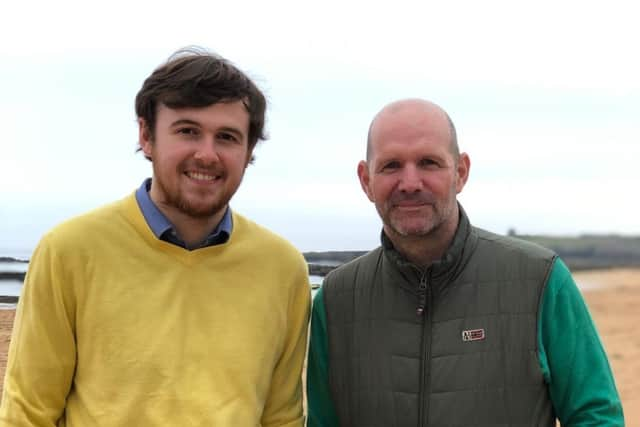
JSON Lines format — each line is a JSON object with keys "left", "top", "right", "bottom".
{"left": 0, "top": 268, "right": 638, "bottom": 423}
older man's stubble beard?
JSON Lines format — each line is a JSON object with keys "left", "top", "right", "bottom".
{"left": 380, "top": 187, "right": 459, "bottom": 240}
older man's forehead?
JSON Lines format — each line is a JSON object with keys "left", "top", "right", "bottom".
{"left": 366, "top": 98, "right": 456, "bottom": 161}
{"left": 378, "top": 99, "right": 446, "bottom": 122}
{"left": 372, "top": 103, "right": 449, "bottom": 139}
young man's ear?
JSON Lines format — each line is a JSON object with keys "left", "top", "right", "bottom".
{"left": 357, "top": 160, "right": 375, "bottom": 202}
{"left": 245, "top": 148, "right": 255, "bottom": 167}
{"left": 138, "top": 118, "right": 153, "bottom": 158}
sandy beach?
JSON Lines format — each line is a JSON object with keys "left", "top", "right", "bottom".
{"left": 575, "top": 268, "right": 640, "bottom": 424}
{"left": 0, "top": 268, "right": 638, "bottom": 423}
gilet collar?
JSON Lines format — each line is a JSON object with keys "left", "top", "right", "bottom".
{"left": 381, "top": 204, "right": 477, "bottom": 291}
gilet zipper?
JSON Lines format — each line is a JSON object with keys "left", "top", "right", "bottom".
{"left": 417, "top": 268, "right": 432, "bottom": 426}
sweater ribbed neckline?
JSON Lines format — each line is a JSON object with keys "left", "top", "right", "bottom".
{"left": 119, "top": 193, "right": 235, "bottom": 266}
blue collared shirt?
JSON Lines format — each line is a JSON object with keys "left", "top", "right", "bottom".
{"left": 135, "top": 178, "right": 232, "bottom": 249}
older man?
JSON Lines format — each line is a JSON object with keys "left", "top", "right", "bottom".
{"left": 307, "top": 99, "right": 623, "bottom": 426}
{"left": 0, "top": 49, "right": 310, "bottom": 426}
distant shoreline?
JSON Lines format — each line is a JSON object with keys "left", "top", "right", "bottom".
{"left": 0, "top": 257, "right": 28, "bottom": 264}
{"left": 4, "top": 236, "right": 640, "bottom": 294}
{"left": 3, "top": 232, "right": 640, "bottom": 271}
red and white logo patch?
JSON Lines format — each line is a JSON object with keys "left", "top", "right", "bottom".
{"left": 462, "top": 328, "right": 486, "bottom": 342}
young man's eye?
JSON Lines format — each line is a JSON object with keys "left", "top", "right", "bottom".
{"left": 178, "top": 128, "right": 199, "bottom": 136}
{"left": 218, "top": 132, "right": 238, "bottom": 142}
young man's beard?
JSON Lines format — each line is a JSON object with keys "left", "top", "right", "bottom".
{"left": 153, "top": 171, "right": 234, "bottom": 220}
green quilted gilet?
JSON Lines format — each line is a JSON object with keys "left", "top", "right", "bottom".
{"left": 323, "top": 210, "right": 556, "bottom": 426}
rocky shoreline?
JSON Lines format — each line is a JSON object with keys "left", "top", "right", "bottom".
{"left": 0, "top": 272, "right": 24, "bottom": 281}
{"left": 0, "top": 257, "right": 28, "bottom": 263}
{"left": 0, "top": 258, "right": 334, "bottom": 301}
{"left": 307, "top": 263, "right": 338, "bottom": 276}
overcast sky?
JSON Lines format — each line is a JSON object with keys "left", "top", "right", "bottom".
{"left": 1, "top": 0, "right": 638, "bottom": 256}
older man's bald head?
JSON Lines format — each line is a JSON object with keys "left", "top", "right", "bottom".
{"left": 366, "top": 99, "right": 459, "bottom": 162}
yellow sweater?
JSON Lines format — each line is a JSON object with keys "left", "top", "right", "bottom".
{"left": 0, "top": 194, "right": 311, "bottom": 426}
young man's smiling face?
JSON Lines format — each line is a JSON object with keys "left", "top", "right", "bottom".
{"left": 139, "top": 100, "right": 252, "bottom": 224}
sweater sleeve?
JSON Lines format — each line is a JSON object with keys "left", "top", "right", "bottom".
{"left": 0, "top": 235, "right": 77, "bottom": 426}
{"left": 538, "top": 258, "right": 624, "bottom": 426}
{"left": 261, "top": 257, "right": 311, "bottom": 427}
{"left": 306, "top": 288, "right": 340, "bottom": 427}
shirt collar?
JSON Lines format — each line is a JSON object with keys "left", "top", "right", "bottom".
{"left": 135, "top": 178, "right": 232, "bottom": 248}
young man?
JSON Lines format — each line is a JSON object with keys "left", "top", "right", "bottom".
{"left": 0, "top": 49, "right": 310, "bottom": 426}
{"left": 307, "top": 99, "right": 623, "bottom": 426}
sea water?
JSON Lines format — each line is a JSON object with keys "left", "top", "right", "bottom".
{"left": 0, "top": 280, "right": 22, "bottom": 297}
{"left": 0, "top": 261, "right": 27, "bottom": 303}
{"left": 0, "top": 262, "right": 29, "bottom": 273}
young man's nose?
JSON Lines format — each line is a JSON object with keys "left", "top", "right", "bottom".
{"left": 193, "top": 140, "right": 220, "bottom": 164}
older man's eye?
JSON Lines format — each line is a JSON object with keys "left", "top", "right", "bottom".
{"left": 380, "top": 161, "right": 400, "bottom": 172}
{"left": 419, "top": 158, "right": 438, "bottom": 168}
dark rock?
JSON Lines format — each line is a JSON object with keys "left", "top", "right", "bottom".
{"left": 0, "top": 257, "right": 28, "bottom": 263}
{"left": 0, "top": 272, "right": 25, "bottom": 281}
{"left": 308, "top": 263, "right": 339, "bottom": 277}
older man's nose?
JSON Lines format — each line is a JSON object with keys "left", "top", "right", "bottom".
{"left": 397, "top": 166, "right": 423, "bottom": 192}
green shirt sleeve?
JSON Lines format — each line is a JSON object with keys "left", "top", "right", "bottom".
{"left": 306, "top": 288, "right": 340, "bottom": 427}
{"left": 538, "top": 258, "right": 624, "bottom": 426}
